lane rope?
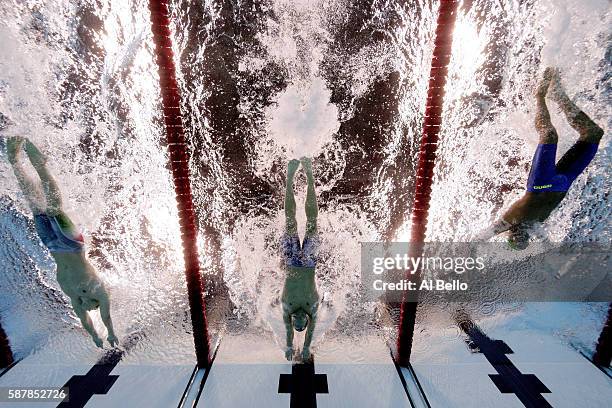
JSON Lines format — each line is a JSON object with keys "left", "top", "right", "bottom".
{"left": 396, "top": 0, "right": 459, "bottom": 366}
{"left": 593, "top": 303, "right": 612, "bottom": 367}
{"left": 147, "top": 0, "right": 211, "bottom": 368}
{"left": 0, "top": 318, "right": 13, "bottom": 369}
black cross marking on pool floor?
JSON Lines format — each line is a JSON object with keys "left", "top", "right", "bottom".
{"left": 56, "top": 331, "right": 144, "bottom": 408}
{"left": 458, "top": 316, "right": 552, "bottom": 408}
{"left": 56, "top": 349, "right": 121, "bottom": 408}
{"left": 278, "top": 358, "right": 328, "bottom": 408}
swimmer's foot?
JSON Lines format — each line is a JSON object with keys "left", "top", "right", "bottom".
{"left": 6, "top": 136, "right": 24, "bottom": 164}
{"left": 548, "top": 68, "right": 565, "bottom": 98}
{"left": 300, "top": 157, "right": 313, "bottom": 177}
{"left": 549, "top": 67, "right": 561, "bottom": 85}
{"left": 24, "top": 139, "right": 47, "bottom": 169}
{"left": 548, "top": 68, "right": 579, "bottom": 117}
{"left": 285, "top": 347, "right": 294, "bottom": 361}
{"left": 287, "top": 159, "right": 300, "bottom": 176}
{"left": 535, "top": 67, "right": 555, "bottom": 99}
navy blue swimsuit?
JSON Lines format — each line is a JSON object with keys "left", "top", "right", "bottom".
{"left": 281, "top": 233, "right": 319, "bottom": 268}
{"left": 526, "top": 142, "right": 598, "bottom": 193}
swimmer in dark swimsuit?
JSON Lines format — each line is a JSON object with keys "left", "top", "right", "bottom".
{"left": 479, "top": 68, "right": 604, "bottom": 249}
{"left": 281, "top": 157, "right": 320, "bottom": 362}
{"left": 6, "top": 137, "right": 117, "bottom": 348}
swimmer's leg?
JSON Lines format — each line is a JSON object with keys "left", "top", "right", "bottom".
{"left": 534, "top": 68, "right": 558, "bottom": 145}
{"left": 285, "top": 159, "right": 300, "bottom": 235}
{"left": 24, "top": 140, "right": 64, "bottom": 216}
{"left": 550, "top": 69, "right": 604, "bottom": 144}
{"left": 301, "top": 157, "right": 318, "bottom": 237}
{"left": 6, "top": 137, "right": 45, "bottom": 213}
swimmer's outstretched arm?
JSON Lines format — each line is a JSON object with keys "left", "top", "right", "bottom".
{"left": 283, "top": 310, "right": 294, "bottom": 360}
{"left": 71, "top": 300, "right": 103, "bottom": 348}
{"left": 98, "top": 291, "right": 118, "bottom": 347}
{"left": 302, "top": 311, "right": 316, "bottom": 361}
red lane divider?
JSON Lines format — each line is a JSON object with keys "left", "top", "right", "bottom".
{"left": 396, "top": 0, "right": 459, "bottom": 366}
{"left": 147, "top": 0, "right": 211, "bottom": 368}
{"left": 593, "top": 303, "right": 612, "bottom": 367}
{"left": 0, "top": 318, "right": 13, "bottom": 368}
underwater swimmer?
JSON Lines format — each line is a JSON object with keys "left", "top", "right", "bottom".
{"left": 479, "top": 68, "right": 604, "bottom": 249}
{"left": 281, "top": 157, "right": 320, "bottom": 362}
{"left": 5, "top": 137, "right": 117, "bottom": 348}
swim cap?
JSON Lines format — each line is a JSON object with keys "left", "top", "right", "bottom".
{"left": 292, "top": 310, "right": 309, "bottom": 332}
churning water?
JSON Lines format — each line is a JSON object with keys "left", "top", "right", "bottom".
{"left": 0, "top": 0, "right": 610, "bottom": 364}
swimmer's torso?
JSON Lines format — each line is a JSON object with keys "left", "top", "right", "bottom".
{"left": 36, "top": 210, "right": 102, "bottom": 309}
{"left": 503, "top": 191, "right": 566, "bottom": 225}
{"left": 282, "top": 266, "right": 319, "bottom": 314}
{"left": 55, "top": 255, "right": 104, "bottom": 311}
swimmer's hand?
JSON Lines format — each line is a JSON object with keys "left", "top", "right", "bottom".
{"left": 301, "top": 348, "right": 312, "bottom": 363}
{"left": 107, "top": 334, "right": 118, "bottom": 347}
{"left": 285, "top": 347, "right": 294, "bottom": 361}
{"left": 92, "top": 335, "right": 104, "bottom": 348}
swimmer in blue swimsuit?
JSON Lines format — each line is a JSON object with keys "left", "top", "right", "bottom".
{"left": 479, "top": 68, "right": 604, "bottom": 249}
{"left": 6, "top": 137, "right": 117, "bottom": 348}
{"left": 281, "top": 157, "right": 320, "bottom": 362}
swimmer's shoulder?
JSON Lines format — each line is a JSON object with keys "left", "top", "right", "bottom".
{"left": 281, "top": 297, "right": 318, "bottom": 315}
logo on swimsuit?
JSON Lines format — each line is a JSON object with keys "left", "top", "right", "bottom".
{"left": 533, "top": 184, "right": 552, "bottom": 190}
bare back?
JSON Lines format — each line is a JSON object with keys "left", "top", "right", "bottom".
{"left": 282, "top": 266, "right": 319, "bottom": 316}
{"left": 502, "top": 191, "right": 566, "bottom": 225}
{"left": 54, "top": 252, "right": 105, "bottom": 308}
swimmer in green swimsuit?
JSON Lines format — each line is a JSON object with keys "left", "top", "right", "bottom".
{"left": 281, "top": 157, "right": 320, "bottom": 362}
{"left": 478, "top": 68, "right": 604, "bottom": 249}
{"left": 6, "top": 137, "right": 117, "bottom": 348}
